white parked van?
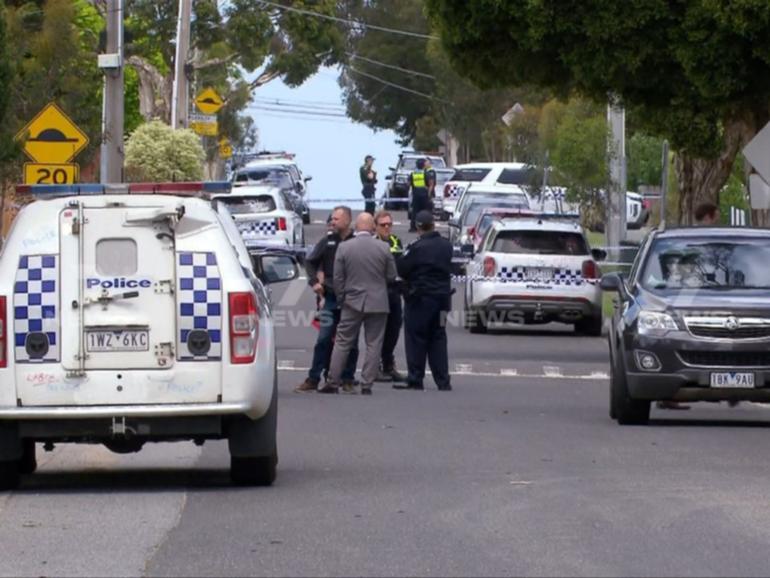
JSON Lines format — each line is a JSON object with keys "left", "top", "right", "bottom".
{"left": 0, "top": 182, "right": 298, "bottom": 489}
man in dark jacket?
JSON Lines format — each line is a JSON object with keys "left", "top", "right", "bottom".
{"left": 295, "top": 206, "right": 359, "bottom": 392}
{"left": 360, "top": 155, "right": 377, "bottom": 215}
{"left": 396, "top": 210, "right": 453, "bottom": 391}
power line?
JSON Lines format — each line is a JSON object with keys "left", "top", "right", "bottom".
{"left": 346, "top": 53, "right": 435, "bottom": 80}
{"left": 248, "top": 105, "right": 348, "bottom": 118}
{"left": 248, "top": 111, "right": 352, "bottom": 125}
{"left": 258, "top": 0, "right": 438, "bottom": 41}
{"left": 251, "top": 97, "right": 346, "bottom": 112}
{"left": 348, "top": 67, "right": 449, "bottom": 103}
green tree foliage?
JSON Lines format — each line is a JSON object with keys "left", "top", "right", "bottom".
{"left": 124, "top": 120, "right": 204, "bottom": 182}
{"left": 0, "top": 3, "right": 17, "bottom": 174}
{"left": 627, "top": 133, "right": 664, "bottom": 191}
{"left": 4, "top": 0, "right": 103, "bottom": 167}
{"left": 426, "top": 0, "right": 770, "bottom": 222}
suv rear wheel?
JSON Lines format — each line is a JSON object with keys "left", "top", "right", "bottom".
{"left": 231, "top": 450, "right": 277, "bottom": 486}
{"left": 611, "top": 345, "right": 650, "bottom": 425}
{"left": 19, "top": 440, "right": 37, "bottom": 475}
{"left": 0, "top": 461, "right": 20, "bottom": 490}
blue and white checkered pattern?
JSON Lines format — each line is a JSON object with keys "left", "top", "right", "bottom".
{"left": 14, "top": 255, "right": 59, "bottom": 363}
{"left": 177, "top": 252, "right": 222, "bottom": 361}
{"left": 238, "top": 219, "right": 277, "bottom": 237}
{"left": 497, "top": 266, "right": 588, "bottom": 285}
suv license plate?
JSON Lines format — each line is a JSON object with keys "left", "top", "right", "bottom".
{"left": 710, "top": 372, "right": 755, "bottom": 388}
{"left": 86, "top": 330, "right": 149, "bottom": 352}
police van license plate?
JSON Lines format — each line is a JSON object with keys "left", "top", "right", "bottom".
{"left": 526, "top": 268, "right": 552, "bottom": 282}
{"left": 86, "top": 330, "right": 149, "bottom": 352}
{"left": 710, "top": 372, "right": 755, "bottom": 388}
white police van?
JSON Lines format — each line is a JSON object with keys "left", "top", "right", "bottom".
{"left": 0, "top": 182, "right": 298, "bottom": 489}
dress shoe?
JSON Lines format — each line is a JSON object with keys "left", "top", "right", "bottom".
{"left": 294, "top": 378, "right": 319, "bottom": 393}
{"left": 437, "top": 384, "right": 453, "bottom": 391}
{"left": 361, "top": 387, "right": 372, "bottom": 396}
{"left": 318, "top": 384, "right": 339, "bottom": 394}
{"left": 395, "top": 382, "right": 424, "bottom": 390}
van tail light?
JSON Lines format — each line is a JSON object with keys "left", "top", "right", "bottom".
{"left": 276, "top": 217, "right": 287, "bottom": 231}
{"left": 483, "top": 257, "right": 497, "bottom": 277}
{"left": 582, "top": 260, "right": 599, "bottom": 279}
{"left": 0, "top": 296, "right": 6, "bottom": 368}
{"left": 229, "top": 292, "right": 258, "bottom": 364}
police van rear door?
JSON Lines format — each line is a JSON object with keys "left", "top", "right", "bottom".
{"left": 60, "top": 203, "right": 177, "bottom": 371}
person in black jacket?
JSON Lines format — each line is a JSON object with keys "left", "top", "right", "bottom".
{"left": 360, "top": 155, "right": 377, "bottom": 215}
{"left": 295, "top": 206, "right": 359, "bottom": 392}
{"left": 396, "top": 210, "right": 453, "bottom": 391}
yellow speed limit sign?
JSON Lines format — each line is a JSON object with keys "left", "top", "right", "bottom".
{"left": 24, "top": 162, "right": 80, "bottom": 185}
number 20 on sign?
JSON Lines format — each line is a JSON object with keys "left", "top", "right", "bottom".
{"left": 24, "top": 163, "right": 80, "bottom": 185}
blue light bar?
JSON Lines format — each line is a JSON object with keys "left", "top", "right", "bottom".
{"left": 16, "top": 181, "right": 232, "bottom": 197}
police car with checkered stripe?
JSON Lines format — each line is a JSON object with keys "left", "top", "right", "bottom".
{"left": 0, "top": 182, "right": 299, "bottom": 489}
{"left": 463, "top": 213, "right": 606, "bottom": 335}
{"left": 212, "top": 184, "right": 305, "bottom": 257}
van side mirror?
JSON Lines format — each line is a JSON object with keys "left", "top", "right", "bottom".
{"left": 591, "top": 248, "right": 607, "bottom": 262}
{"left": 256, "top": 253, "right": 299, "bottom": 284}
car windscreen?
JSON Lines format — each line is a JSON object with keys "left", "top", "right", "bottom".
{"left": 453, "top": 168, "right": 491, "bottom": 182}
{"left": 400, "top": 157, "right": 446, "bottom": 171}
{"left": 235, "top": 168, "right": 293, "bottom": 188}
{"left": 491, "top": 230, "right": 589, "bottom": 255}
{"left": 216, "top": 195, "right": 277, "bottom": 214}
{"left": 496, "top": 167, "right": 537, "bottom": 186}
{"left": 462, "top": 197, "right": 529, "bottom": 226}
{"left": 641, "top": 237, "right": 770, "bottom": 291}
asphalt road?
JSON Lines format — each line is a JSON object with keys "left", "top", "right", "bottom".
{"left": 2, "top": 209, "right": 770, "bottom": 577}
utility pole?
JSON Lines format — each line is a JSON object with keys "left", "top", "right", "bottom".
{"left": 607, "top": 100, "right": 627, "bottom": 252}
{"left": 171, "top": 0, "right": 193, "bottom": 129}
{"left": 99, "top": 0, "right": 125, "bottom": 183}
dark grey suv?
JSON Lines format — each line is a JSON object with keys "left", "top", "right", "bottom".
{"left": 602, "top": 227, "right": 770, "bottom": 425}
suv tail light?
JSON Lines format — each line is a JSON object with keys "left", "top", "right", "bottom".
{"left": 229, "top": 292, "right": 258, "bottom": 364}
{"left": 483, "top": 256, "right": 497, "bottom": 277}
{"left": 0, "top": 296, "right": 6, "bottom": 368}
{"left": 582, "top": 260, "right": 599, "bottom": 279}
{"left": 276, "top": 217, "right": 287, "bottom": 231}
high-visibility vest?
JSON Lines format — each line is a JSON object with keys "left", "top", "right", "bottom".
{"left": 388, "top": 234, "right": 403, "bottom": 254}
{"left": 411, "top": 170, "right": 426, "bottom": 188}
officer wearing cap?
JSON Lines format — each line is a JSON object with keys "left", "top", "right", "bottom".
{"left": 408, "top": 158, "right": 433, "bottom": 232}
{"left": 396, "top": 210, "right": 453, "bottom": 391}
{"left": 360, "top": 154, "right": 377, "bottom": 215}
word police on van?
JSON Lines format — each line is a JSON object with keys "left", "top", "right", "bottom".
{"left": 0, "top": 181, "right": 298, "bottom": 489}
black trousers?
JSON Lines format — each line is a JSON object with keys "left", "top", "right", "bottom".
{"left": 403, "top": 294, "right": 450, "bottom": 388}
{"left": 410, "top": 190, "right": 431, "bottom": 230}
{"left": 381, "top": 289, "right": 403, "bottom": 371}
{"left": 362, "top": 184, "right": 376, "bottom": 215}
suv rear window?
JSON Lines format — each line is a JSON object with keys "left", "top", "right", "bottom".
{"left": 400, "top": 157, "right": 447, "bottom": 171}
{"left": 497, "top": 168, "right": 536, "bottom": 186}
{"left": 453, "top": 168, "right": 491, "bottom": 182}
{"left": 491, "top": 230, "right": 588, "bottom": 255}
{"left": 217, "top": 195, "right": 276, "bottom": 214}
{"left": 235, "top": 168, "right": 293, "bottom": 189}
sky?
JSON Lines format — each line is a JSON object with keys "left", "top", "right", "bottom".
{"left": 245, "top": 67, "right": 404, "bottom": 210}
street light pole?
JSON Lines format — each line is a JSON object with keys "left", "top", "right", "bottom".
{"left": 607, "top": 100, "right": 627, "bottom": 251}
{"left": 171, "top": 0, "right": 192, "bottom": 129}
{"left": 100, "top": 0, "right": 124, "bottom": 183}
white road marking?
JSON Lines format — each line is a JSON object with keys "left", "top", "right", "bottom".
{"left": 500, "top": 368, "right": 519, "bottom": 377}
{"left": 543, "top": 366, "right": 563, "bottom": 378}
{"left": 454, "top": 363, "right": 473, "bottom": 374}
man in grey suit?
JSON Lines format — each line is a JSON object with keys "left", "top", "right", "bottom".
{"left": 320, "top": 212, "right": 397, "bottom": 395}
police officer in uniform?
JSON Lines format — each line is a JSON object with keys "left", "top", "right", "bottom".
{"left": 373, "top": 210, "right": 406, "bottom": 382}
{"left": 408, "top": 158, "right": 433, "bottom": 232}
{"left": 396, "top": 210, "right": 453, "bottom": 391}
{"left": 360, "top": 154, "right": 377, "bottom": 215}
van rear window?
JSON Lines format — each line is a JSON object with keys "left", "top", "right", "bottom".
{"left": 97, "top": 239, "right": 138, "bottom": 275}
{"left": 491, "top": 230, "right": 588, "bottom": 255}
{"left": 217, "top": 195, "right": 276, "bottom": 214}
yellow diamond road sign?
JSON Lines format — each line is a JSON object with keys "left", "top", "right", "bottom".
{"left": 195, "top": 88, "right": 224, "bottom": 115}
{"left": 219, "top": 138, "right": 233, "bottom": 159}
{"left": 16, "top": 102, "right": 89, "bottom": 164}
